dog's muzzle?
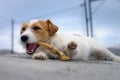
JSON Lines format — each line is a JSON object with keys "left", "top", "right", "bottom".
{"left": 21, "top": 35, "right": 39, "bottom": 55}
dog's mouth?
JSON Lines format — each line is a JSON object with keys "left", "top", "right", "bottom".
{"left": 26, "top": 43, "right": 39, "bottom": 55}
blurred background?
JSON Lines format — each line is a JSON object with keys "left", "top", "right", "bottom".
{"left": 0, "top": 0, "right": 120, "bottom": 53}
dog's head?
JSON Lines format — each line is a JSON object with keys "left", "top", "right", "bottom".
{"left": 20, "top": 19, "right": 58, "bottom": 55}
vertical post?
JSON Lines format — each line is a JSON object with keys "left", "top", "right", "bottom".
{"left": 88, "top": 0, "right": 93, "bottom": 37}
{"left": 11, "top": 19, "right": 14, "bottom": 54}
{"left": 84, "top": 0, "right": 89, "bottom": 37}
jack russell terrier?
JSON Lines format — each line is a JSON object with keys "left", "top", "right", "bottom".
{"left": 20, "top": 19, "right": 120, "bottom": 62}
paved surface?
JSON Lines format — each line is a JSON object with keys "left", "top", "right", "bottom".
{"left": 0, "top": 55, "right": 120, "bottom": 80}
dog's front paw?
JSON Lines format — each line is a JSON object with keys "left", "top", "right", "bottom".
{"left": 32, "top": 53, "right": 48, "bottom": 60}
{"left": 67, "top": 41, "right": 77, "bottom": 50}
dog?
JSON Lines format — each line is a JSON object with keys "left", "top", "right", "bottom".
{"left": 20, "top": 19, "right": 120, "bottom": 62}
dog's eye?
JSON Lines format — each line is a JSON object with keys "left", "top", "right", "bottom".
{"left": 33, "top": 26, "right": 40, "bottom": 30}
{"left": 22, "top": 28, "right": 26, "bottom": 31}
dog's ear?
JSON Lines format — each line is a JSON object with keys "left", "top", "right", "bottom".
{"left": 46, "top": 19, "right": 58, "bottom": 36}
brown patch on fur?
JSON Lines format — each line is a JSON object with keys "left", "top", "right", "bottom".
{"left": 68, "top": 41, "right": 77, "bottom": 50}
{"left": 30, "top": 20, "right": 58, "bottom": 42}
{"left": 30, "top": 20, "right": 49, "bottom": 42}
{"left": 20, "top": 22, "right": 28, "bottom": 34}
{"left": 46, "top": 19, "right": 58, "bottom": 37}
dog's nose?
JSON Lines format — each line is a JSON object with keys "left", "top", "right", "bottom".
{"left": 21, "top": 35, "right": 28, "bottom": 42}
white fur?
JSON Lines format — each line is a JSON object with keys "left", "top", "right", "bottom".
{"left": 48, "top": 32, "right": 120, "bottom": 61}
{"left": 28, "top": 19, "right": 40, "bottom": 27}
{"left": 20, "top": 25, "right": 38, "bottom": 51}
{"left": 20, "top": 25, "right": 38, "bottom": 43}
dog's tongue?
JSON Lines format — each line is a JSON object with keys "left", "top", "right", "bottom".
{"left": 27, "top": 43, "right": 38, "bottom": 55}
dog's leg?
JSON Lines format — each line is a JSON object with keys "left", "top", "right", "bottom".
{"left": 92, "top": 48, "right": 120, "bottom": 62}
{"left": 105, "top": 50, "right": 120, "bottom": 62}
{"left": 32, "top": 52, "right": 48, "bottom": 60}
{"left": 67, "top": 41, "right": 77, "bottom": 50}
{"left": 37, "top": 41, "right": 71, "bottom": 61}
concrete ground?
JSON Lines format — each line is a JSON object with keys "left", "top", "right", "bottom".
{"left": 0, "top": 55, "right": 120, "bottom": 80}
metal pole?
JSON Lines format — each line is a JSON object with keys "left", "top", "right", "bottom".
{"left": 84, "top": 0, "right": 89, "bottom": 37}
{"left": 11, "top": 19, "right": 14, "bottom": 54}
{"left": 88, "top": 0, "right": 93, "bottom": 37}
